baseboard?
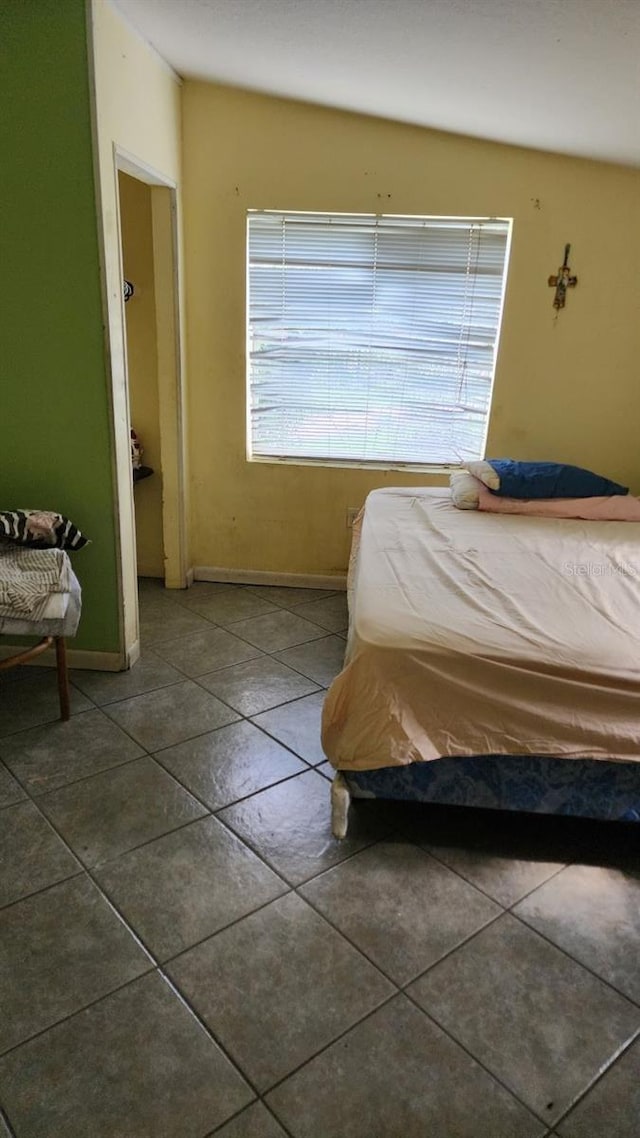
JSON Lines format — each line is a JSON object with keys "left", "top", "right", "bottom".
{"left": 0, "top": 646, "right": 124, "bottom": 672}
{"left": 193, "top": 566, "right": 347, "bottom": 591}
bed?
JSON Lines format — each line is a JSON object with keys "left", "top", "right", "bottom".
{"left": 322, "top": 487, "right": 640, "bottom": 836}
{"left": 0, "top": 548, "right": 82, "bottom": 720}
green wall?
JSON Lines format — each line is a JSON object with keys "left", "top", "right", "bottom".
{"left": 1, "top": 0, "right": 120, "bottom": 652}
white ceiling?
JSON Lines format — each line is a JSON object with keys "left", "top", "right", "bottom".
{"left": 114, "top": 0, "right": 640, "bottom": 167}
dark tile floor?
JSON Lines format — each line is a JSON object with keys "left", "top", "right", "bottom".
{"left": 1, "top": 579, "right": 639, "bottom": 1137}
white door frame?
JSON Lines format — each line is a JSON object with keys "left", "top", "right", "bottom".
{"left": 112, "top": 145, "right": 188, "bottom": 660}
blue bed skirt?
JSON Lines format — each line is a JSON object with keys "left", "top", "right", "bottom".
{"left": 344, "top": 755, "right": 640, "bottom": 823}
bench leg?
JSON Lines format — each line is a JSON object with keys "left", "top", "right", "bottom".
{"left": 331, "top": 771, "right": 351, "bottom": 840}
{"left": 55, "top": 637, "right": 70, "bottom": 721}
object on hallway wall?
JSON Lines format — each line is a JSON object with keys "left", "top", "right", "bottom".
{"left": 123, "top": 279, "right": 135, "bottom": 302}
{"left": 133, "top": 465, "right": 153, "bottom": 483}
{"left": 131, "top": 428, "right": 153, "bottom": 483}
{"left": 548, "top": 244, "right": 578, "bottom": 309}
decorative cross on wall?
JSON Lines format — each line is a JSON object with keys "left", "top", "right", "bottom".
{"left": 548, "top": 244, "right": 578, "bottom": 309}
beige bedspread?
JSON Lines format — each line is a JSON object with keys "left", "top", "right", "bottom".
{"left": 322, "top": 488, "right": 640, "bottom": 770}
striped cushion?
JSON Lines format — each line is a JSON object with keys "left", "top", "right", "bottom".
{"left": 0, "top": 510, "right": 89, "bottom": 551}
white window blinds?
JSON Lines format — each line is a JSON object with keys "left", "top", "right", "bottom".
{"left": 247, "top": 211, "right": 511, "bottom": 467}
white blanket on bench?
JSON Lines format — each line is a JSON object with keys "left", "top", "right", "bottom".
{"left": 0, "top": 546, "right": 72, "bottom": 619}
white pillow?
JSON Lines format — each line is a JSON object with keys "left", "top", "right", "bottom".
{"left": 466, "top": 460, "right": 500, "bottom": 491}
{"left": 450, "top": 471, "right": 481, "bottom": 510}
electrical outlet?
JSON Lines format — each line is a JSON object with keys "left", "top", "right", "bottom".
{"left": 346, "top": 507, "right": 360, "bottom": 528}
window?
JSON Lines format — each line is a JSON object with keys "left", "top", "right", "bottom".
{"left": 247, "top": 211, "right": 511, "bottom": 469}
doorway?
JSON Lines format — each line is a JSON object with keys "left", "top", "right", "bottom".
{"left": 112, "top": 152, "right": 188, "bottom": 667}
{"left": 118, "top": 171, "right": 165, "bottom": 581}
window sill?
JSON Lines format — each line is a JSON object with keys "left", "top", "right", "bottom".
{"left": 248, "top": 455, "right": 462, "bottom": 475}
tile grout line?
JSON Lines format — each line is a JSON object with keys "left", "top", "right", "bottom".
{"left": 294, "top": 879, "right": 503, "bottom": 993}
{"left": 2, "top": 742, "right": 405, "bottom": 1109}
{"left": 0, "top": 587, "right": 342, "bottom": 723}
{"left": 1, "top": 924, "right": 536, "bottom": 1138}
{"left": 0, "top": 967, "right": 157, "bottom": 1063}
{"left": 140, "top": 598, "right": 346, "bottom": 690}
{"left": 395, "top": 867, "right": 640, "bottom": 1014}
{"left": 205, "top": 1096, "right": 297, "bottom": 1138}
{"left": 72, "top": 674, "right": 201, "bottom": 710}
{"left": 250, "top": 980, "right": 547, "bottom": 1137}
{"left": 156, "top": 970, "right": 265, "bottom": 1103}
{"left": 167, "top": 583, "right": 339, "bottom": 618}
{"left": 540, "top": 1026, "right": 640, "bottom": 1132}
{"left": 10, "top": 742, "right": 328, "bottom": 885}
{"left": 401, "top": 986, "right": 559, "bottom": 1129}
{"left": 503, "top": 861, "right": 573, "bottom": 909}
{"left": 254, "top": 991, "right": 401, "bottom": 1101}
{"left": 0, "top": 864, "right": 85, "bottom": 916}
{"left": 3, "top": 679, "right": 332, "bottom": 814}
{"left": 99, "top": 688, "right": 241, "bottom": 737}
{"left": 155, "top": 752, "right": 317, "bottom": 814}
{"left": 1, "top": 748, "right": 148, "bottom": 801}
{"left": 422, "top": 844, "right": 570, "bottom": 912}
{"left": 1, "top": 695, "right": 250, "bottom": 801}
{"left": 159, "top": 834, "right": 390, "bottom": 1133}
{"left": 212, "top": 804, "right": 387, "bottom": 893}
{"left": 81, "top": 658, "right": 326, "bottom": 720}
{"left": 0, "top": 822, "right": 284, "bottom": 1082}
{"left": 89, "top": 684, "right": 328, "bottom": 790}
{"left": 261, "top": 638, "right": 347, "bottom": 688}
{"left": 84, "top": 620, "right": 336, "bottom": 718}
{"left": 398, "top": 907, "right": 518, "bottom": 990}
{"left": 0, "top": 700, "right": 96, "bottom": 743}
{"left": 37, "top": 803, "right": 215, "bottom": 877}
{"left": 0, "top": 601, "right": 342, "bottom": 757}
{"left": 3, "top": 690, "right": 341, "bottom": 910}
{"left": 215, "top": 710, "right": 328, "bottom": 767}
{"left": 260, "top": 1099, "right": 297, "bottom": 1138}
{"left": 154, "top": 888, "right": 291, "bottom": 969}
{"left": 163, "top": 949, "right": 418, "bottom": 1137}
{"left": 219, "top": 611, "right": 333, "bottom": 634}
{"left": 188, "top": 674, "right": 324, "bottom": 718}
{"left": 0, "top": 1105, "right": 17, "bottom": 1138}
{"left": 507, "top": 905, "right": 640, "bottom": 1010}
{"left": 403, "top": 932, "right": 640, "bottom": 1129}
{"left": 0, "top": 771, "right": 268, "bottom": 1113}
{"left": 144, "top": 606, "right": 333, "bottom": 659}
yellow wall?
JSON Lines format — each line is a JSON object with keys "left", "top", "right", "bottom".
{"left": 90, "top": 0, "right": 187, "bottom": 654}
{"left": 182, "top": 81, "right": 640, "bottom": 577}
{"left": 118, "top": 172, "right": 164, "bottom": 577}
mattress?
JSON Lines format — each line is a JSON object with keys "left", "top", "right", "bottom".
{"left": 322, "top": 487, "right": 640, "bottom": 771}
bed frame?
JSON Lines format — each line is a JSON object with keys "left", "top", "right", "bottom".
{"left": 331, "top": 754, "right": 640, "bottom": 838}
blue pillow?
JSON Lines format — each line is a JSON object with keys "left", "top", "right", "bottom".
{"left": 487, "top": 460, "right": 628, "bottom": 500}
